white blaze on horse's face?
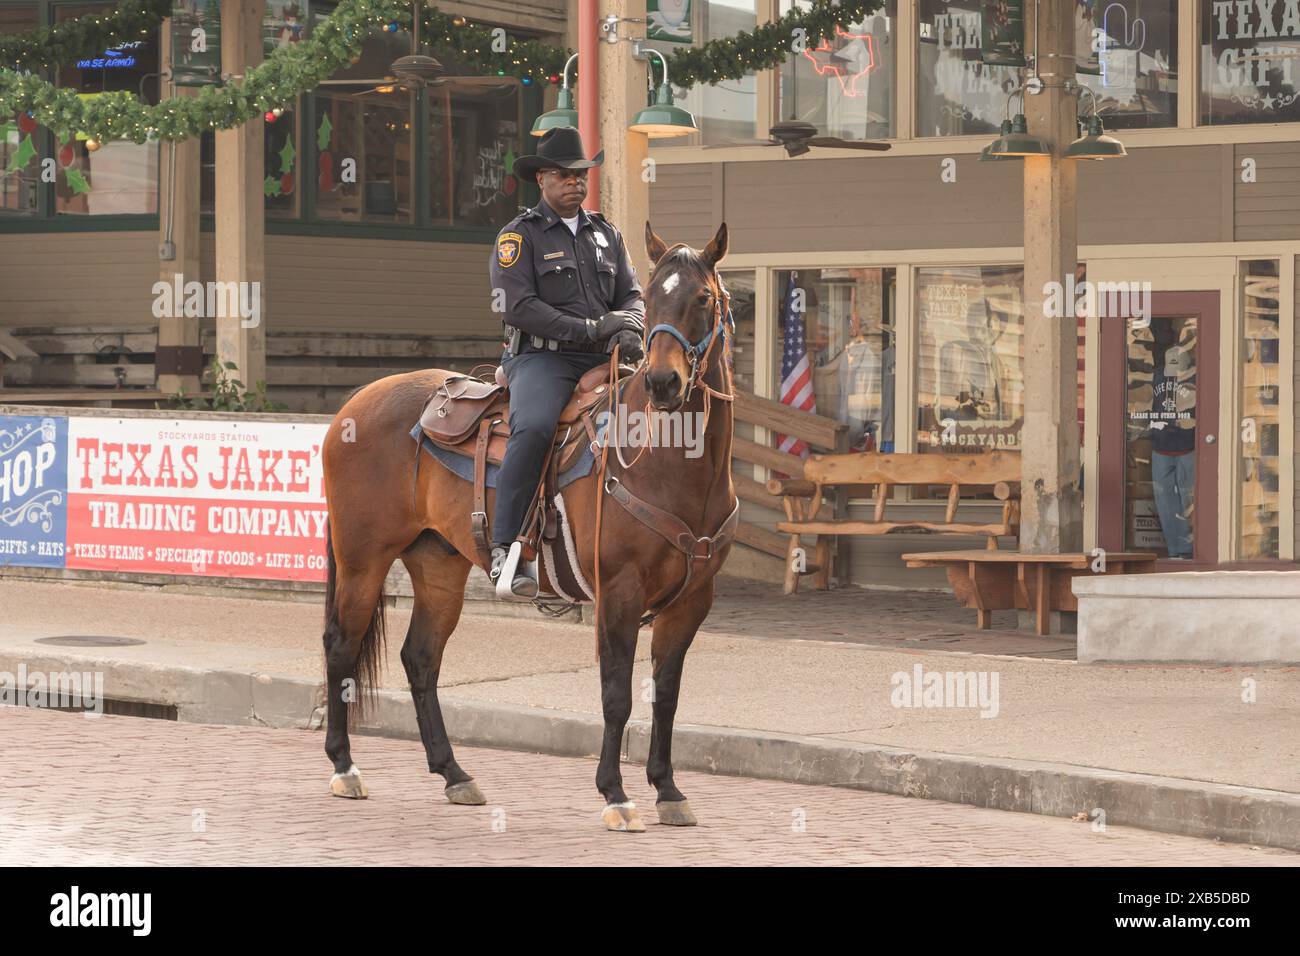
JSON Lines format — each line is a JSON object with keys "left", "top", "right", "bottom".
{"left": 661, "top": 272, "right": 680, "bottom": 294}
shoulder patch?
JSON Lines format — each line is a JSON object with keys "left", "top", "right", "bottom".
{"left": 496, "top": 232, "right": 524, "bottom": 268}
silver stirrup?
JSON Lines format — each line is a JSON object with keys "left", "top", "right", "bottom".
{"left": 494, "top": 541, "right": 539, "bottom": 601}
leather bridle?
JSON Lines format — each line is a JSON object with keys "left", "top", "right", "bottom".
{"left": 642, "top": 242, "right": 736, "bottom": 407}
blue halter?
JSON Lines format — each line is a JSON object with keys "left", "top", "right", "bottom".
{"left": 645, "top": 283, "right": 735, "bottom": 369}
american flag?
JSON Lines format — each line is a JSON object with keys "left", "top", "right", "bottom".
{"left": 777, "top": 272, "right": 817, "bottom": 457}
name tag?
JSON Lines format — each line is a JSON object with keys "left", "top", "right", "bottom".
{"left": 543, "top": 251, "right": 566, "bottom": 260}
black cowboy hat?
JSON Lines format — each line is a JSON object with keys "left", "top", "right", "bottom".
{"left": 513, "top": 127, "right": 604, "bottom": 180}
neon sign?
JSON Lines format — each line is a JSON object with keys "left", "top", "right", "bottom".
{"left": 801, "top": 26, "right": 878, "bottom": 97}
{"left": 76, "top": 40, "right": 144, "bottom": 70}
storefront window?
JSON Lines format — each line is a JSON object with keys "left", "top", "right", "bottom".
{"left": 264, "top": 107, "right": 299, "bottom": 218}
{"left": 721, "top": 269, "right": 757, "bottom": 447}
{"left": 427, "top": 53, "right": 527, "bottom": 228}
{"left": 646, "top": 0, "right": 758, "bottom": 147}
{"left": 915, "top": 265, "right": 1023, "bottom": 454}
{"left": 53, "top": 2, "right": 160, "bottom": 214}
{"left": 315, "top": 88, "right": 414, "bottom": 222}
{"left": 1075, "top": 0, "right": 1178, "bottom": 129}
{"left": 1200, "top": 0, "right": 1300, "bottom": 124}
{"left": 916, "top": 0, "right": 1019, "bottom": 137}
{"left": 1, "top": 6, "right": 40, "bottom": 215}
{"left": 772, "top": 268, "right": 897, "bottom": 455}
{"left": 1239, "top": 260, "right": 1282, "bottom": 559}
{"left": 264, "top": 0, "right": 307, "bottom": 54}
{"left": 778, "top": 0, "right": 895, "bottom": 140}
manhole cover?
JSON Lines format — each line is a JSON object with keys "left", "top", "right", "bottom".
{"left": 34, "top": 635, "right": 146, "bottom": 648}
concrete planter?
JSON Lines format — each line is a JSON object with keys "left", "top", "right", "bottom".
{"left": 1075, "top": 571, "right": 1300, "bottom": 663}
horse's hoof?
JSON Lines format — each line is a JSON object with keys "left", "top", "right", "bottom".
{"left": 602, "top": 802, "right": 646, "bottom": 833}
{"left": 445, "top": 780, "right": 487, "bottom": 805}
{"left": 329, "top": 765, "right": 368, "bottom": 799}
{"left": 656, "top": 799, "right": 697, "bottom": 827}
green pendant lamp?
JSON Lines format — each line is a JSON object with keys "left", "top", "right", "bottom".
{"left": 987, "top": 113, "right": 1049, "bottom": 158}
{"left": 630, "top": 47, "right": 697, "bottom": 138}
{"left": 532, "top": 86, "right": 579, "bottom": 136}
{"left": 532, "top": 52, "right": 580, "bottom": 136}
{"left": 1065, "top": 114, "right": 1127, "bottom": 160}
{"left": 630, "top": 82, "right": 698, "bottom": 137}
{"left": 979, "top": 120, "right": 1019, "bottom": 161}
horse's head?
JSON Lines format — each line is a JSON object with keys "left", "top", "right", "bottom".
{"left": 641, "top": 221, "right": 730, "bottom": 412}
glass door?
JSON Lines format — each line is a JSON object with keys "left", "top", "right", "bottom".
{"left": 1099, "top": 292, "right": 1220, "bottom": 568}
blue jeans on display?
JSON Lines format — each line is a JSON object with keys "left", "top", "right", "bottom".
{"left": 1151, "top": 451, "right": 1194, "bottom": 559}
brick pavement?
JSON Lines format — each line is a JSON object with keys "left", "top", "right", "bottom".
{"left": 1, "top": 707, "right": 1293, "bottom": 866}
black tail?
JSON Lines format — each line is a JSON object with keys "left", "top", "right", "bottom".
{"left": 323, "top": 519, "right": 387, "bottom": 722}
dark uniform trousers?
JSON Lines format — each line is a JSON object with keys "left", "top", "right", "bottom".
{"left": 487, "top": 199, "right": 645, "bottom": 548}
{"left": 491, "top": 348, "right": 608, "bottom": 548}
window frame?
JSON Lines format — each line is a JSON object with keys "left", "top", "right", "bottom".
{"left": 0, "top": 0, "right": 163, "bottom": 226}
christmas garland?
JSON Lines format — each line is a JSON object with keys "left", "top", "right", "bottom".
{"left": 661, "top": 0, "right": 884, "bottom": 86}
{"left": 0, "top": 0, "right": 411, "bottom": 144}
{"left": 0, "top": 0, "right": 173, "bottom": 71}
{"left": 0, "top": 0, "right": 884, "bottom": 145}
{"left": 414, "top": 0, "right": 884, "bottom": 87}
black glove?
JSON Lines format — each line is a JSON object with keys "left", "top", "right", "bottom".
{"left": 587, "top": 310, "right": 644, "bottom": 342}
{"left": 606, "top": 329, "right": 645, "bottom": 363}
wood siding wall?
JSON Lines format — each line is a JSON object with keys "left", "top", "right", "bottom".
{"left": 650, "top": 145, "right": 1232, "bottom": 254}
{"left": 199, "top": 233, "right": 493, "bottom": 335}
{"left": 0, "top": 232, "right": 494, "bottom": 336}
{"left": 0, "top": 232, "right": 158, "bottom": 329}
{"left": 1236, "top": 142, "right": 1300, "bottom": 242}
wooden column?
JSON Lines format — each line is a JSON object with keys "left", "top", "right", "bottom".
{"left": 1019, "top": 1, "right": 1083, "bottom": 554}
{"left": 214, "top": 0, "right": 266, "bottom": 388}
{"left": 596, "top": 0, "right": 651, "bottom": 280}
{"left": 156, "top": 20, "right": 203, "bottom": 396}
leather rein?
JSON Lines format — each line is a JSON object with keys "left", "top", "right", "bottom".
{"left": 592, "top": 246, "right": 740, "bottom": 631}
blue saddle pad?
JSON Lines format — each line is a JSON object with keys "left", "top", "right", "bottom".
{"left": 409, "top": 423, "right": 597, "bottom": 490}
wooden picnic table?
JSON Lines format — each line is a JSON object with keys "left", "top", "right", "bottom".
{"left": 901, "top": 550, "right": 1158, "bottom": 636}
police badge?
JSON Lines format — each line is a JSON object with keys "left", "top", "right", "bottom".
{"left": 497, "top": 232, "right": 523, "bottom": 268}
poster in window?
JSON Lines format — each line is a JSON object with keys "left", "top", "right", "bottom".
{"left": 648, "top": 0, "right": 692, "bottom": 43}
{"left": 917, "top": 270, "right": 1024, "bottom": 453}
{"left": 980, "top": 0, "right": 1025, "bottom": 67}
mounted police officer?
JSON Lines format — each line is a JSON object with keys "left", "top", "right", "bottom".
{"left": 487, "top": 126, "right": 646, "bottom": 597}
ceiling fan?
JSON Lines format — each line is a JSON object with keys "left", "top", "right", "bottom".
{"left": 339, "top": 2, "right": 516, "bottom": 98}
{"left": 705, "top": 119, "right": 891, "bottom": 157}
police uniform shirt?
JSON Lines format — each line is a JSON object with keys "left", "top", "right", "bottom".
{"left": 489, "top": 198, "right": 645, "bottom": 346}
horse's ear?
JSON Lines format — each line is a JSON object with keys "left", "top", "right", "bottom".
{"left": 645, "top": 221, "right": 668, "bottom": 266}
{"left": 701, "top": 222, "right": 728, "bottom": 270}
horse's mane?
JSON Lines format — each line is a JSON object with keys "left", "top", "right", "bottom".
{"left": 651, "top": 244, "right": 714, "bottom": 290}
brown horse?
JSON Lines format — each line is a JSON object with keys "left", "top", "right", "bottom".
{"left": 319, "top": 222, "right": 736, "bottom": 831}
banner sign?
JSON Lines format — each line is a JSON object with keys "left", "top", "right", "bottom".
{"left": 0, "top": 413, "right": 332, "bottom": 583}
{"left": 0, "top": 415, "right": 69, "bottom": 569}
{"left": 980, "top": 0, "right": 1025, "bottom": 67}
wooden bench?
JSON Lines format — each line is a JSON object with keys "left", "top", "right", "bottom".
{"left": 767, "top": 451, "right": 1022, "bottom": 594}
{"left": 901, "top": 550, "right": 1158, "bottom": 635}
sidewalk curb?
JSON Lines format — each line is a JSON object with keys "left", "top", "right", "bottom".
{"left": 3, "top": 647, "right": 1297, "bottom": 852}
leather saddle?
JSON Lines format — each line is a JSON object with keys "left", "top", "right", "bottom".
{"left": 416, "top": 362, "right": 635, "bottom": 571}
{"left": 418, "top": 363, "right": 631, "bottom": 473}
